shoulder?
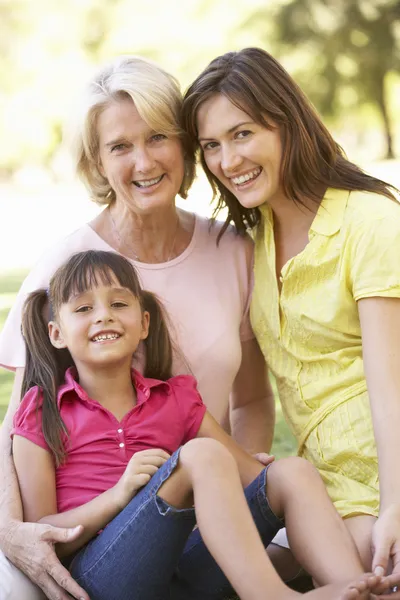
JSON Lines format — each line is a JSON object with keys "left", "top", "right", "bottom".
{"left": 194, "top": 215, "right": 254, "bottom": 262}
{"left": 14, "top": 386, "right": 43, "bottom": 426}
{"left": 345, "top": 190, "right": 400, "bottom": 230}
{"left": 167, "top": 374, "right": 199, "bottom": 392}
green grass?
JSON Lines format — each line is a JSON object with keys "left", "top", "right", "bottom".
{"left": 0, "top": 270, "right": 297, "bottom": 457}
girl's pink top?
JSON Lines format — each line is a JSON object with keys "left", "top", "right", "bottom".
{"left": 11, "top": 368, "right": 206, "bottom": 513}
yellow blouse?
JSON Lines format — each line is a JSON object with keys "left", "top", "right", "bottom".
{"left": 251, "top": 189, "right": 400, "bottom": 517}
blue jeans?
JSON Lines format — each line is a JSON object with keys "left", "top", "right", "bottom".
{"left": 70, "top": 448, "right": 284, "bottom": 600}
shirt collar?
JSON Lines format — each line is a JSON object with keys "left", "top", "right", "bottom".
{"left": 309, "top": 188, "right": 350, "bottom": 237}
{"left": 259, "top": 188, "right": 349, "bottom": 238}
{"left": 57, "top": 366, "right": 169, "bottom": 408}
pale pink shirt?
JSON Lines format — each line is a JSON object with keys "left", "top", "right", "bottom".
{"left": 0, "top": 214, "right": 254, "bottom": 422}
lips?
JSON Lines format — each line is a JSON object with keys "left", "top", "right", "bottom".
{"left": 231, "top": 167, "right": 262, "bottom": 186}
{"left": 91, "top": 331, "right": 121, "bottom": 343}
{"left": 133, "top": 174, "right": 164, "bottom": 188}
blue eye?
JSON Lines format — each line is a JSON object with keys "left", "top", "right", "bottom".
{"left": 151, "top": 134, "right": 167, "bottom": 142}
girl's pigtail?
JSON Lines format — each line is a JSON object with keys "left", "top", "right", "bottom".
{"left": 21, "top": 290, "right": 74, "bottom": 466}
{"left": 141, "top": 291, "right": 173, "bottom": 381}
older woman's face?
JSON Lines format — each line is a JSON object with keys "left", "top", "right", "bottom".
{"left": 197, "top": 94, "right": 284, "bottom": 210}
{"left": 97, "top": 97, "right": 185, "bottom": 215}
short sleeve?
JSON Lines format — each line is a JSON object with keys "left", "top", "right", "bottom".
{"left": 350, "top": 216, "right": 400, "bottom": 302}
{"left": 239, "top": 236, "right": 256, "bottom": 343}
{"left": 169, "top": 375, "right": 207, "bottom": 443}
{"left": 11, "top": 387, "right": 49, "bottom": 451}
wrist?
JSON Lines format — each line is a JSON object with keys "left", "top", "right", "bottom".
{"left": 111, "top": 481, "right": 130, "bottom": 512}
{"left": 0, "top": 518, "right": 22, "bottom": 554}
{"left": 379, "top": 502, "right": 400, "bottom": 515}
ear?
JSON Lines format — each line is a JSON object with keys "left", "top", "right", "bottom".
{"left": 140, "top": 311, "right": 150, "bottom": 341}
{"left": 48, "top": 321, "right": 67, "bottom": 349}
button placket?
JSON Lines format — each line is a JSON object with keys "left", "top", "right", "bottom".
{"left": 117, "top": 427, "right": 126, "bottom": 451}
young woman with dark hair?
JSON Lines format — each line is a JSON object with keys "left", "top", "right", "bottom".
{"left": 182, "top": 46, "right": 400, "bottom": 587}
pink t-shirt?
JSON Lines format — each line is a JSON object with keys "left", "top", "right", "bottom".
{"left": 0, "top": 214, "right": 254, "bottom": 422}
{"left": 11, "top": 368, "right": 206, "bottom": 513}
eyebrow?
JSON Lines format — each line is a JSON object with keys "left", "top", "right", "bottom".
{"left": 199, "top": 121, "right": 255, "bottom": 142}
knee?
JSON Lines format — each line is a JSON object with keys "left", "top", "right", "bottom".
{"left": 180, "top": 438, "right": 236, "bottom": 474}
{"left": 269, "top": 456, "right": 320, "bottom": 489}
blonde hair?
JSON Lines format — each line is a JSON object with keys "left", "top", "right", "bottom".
{"left": 69, "top": 55, "right": 196, "bottom": 205}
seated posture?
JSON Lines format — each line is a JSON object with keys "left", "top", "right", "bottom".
{"left": 12, "top": 250, "right": 392, "bottom": 599}
{"left": 182, "top": 46, "right": 400, "bottom": 585}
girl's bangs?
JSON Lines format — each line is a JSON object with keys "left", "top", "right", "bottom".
{"left": 52, "top": 251, "right": 142, "bottom": 306}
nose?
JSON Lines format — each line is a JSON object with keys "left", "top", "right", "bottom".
{"left": 133, "top": 145, "right": 156, "bottom": 173}
{"left": 220, "top": 144, "right": 242, "bottom": 173}
{"left": 94, "top": 303, "right": 114, "bottom": 323}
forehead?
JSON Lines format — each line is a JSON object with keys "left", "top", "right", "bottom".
{"left": 97, "top": 97, "right": 150, "bottom": 144}
{"left": 197, "top": 94, "right": 253, "bottom": 138}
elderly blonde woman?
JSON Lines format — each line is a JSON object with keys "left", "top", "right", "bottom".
{"left": 0, "top": 56, "right": 273, "bottom": 600}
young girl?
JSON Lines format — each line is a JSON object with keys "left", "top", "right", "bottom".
{"left": 181, "top": 47, "right": 400, "bottom": 587}
{"left": 12, "top": 250, "right": 389, "bottom": 600}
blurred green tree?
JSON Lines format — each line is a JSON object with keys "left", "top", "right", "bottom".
{"left": 246, "top": 0, "right": 400, "bottom": 158}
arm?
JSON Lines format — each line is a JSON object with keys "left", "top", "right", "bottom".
{"left": 358, "top": 297, "right": 400, "bottom": 578}
{"left": 230, "top": 338, "right": 275, "bottom": 454}
{"left": 0, "top": 370, "right": 89, "bottom": 600}
{"left": 197, "top": 411, "right": 264, "bottom": 488}
{"left": 12, "top": 435, "right": 123, "bottom": 558}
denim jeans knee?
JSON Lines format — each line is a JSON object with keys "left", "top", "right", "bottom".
{"left": 70, "top": 448, "right": 196, "bottom": 600}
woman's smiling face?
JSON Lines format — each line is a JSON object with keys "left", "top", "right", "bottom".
{"left": 197, "top": 93, "right": 284, "bottom": 210}
{"left": 97, "top": 96, "right": 185, "bottom": 216}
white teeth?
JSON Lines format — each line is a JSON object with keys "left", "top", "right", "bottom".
{"left": 232, "top": 168, "right": 261, "bottom": 185}
{"left": 134, "top": 175, "right": 163, "bottom": 188}
{"left": 92, "top": 333, "right": 120, "bottom": 342}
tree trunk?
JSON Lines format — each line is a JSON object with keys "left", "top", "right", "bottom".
{"left": 375, "top": 71, "right": 395, "bottom": 159}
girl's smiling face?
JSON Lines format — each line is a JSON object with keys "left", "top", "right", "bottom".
{"left": 49, "top": 274, "right": 149, "bottom": 370}
{"left": 197, "top": 93, "right": 285, "bottom": 210}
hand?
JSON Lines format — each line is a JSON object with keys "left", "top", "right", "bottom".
{"left": 253, "top": 452, "right": 275, "bottom": 466}
{"left": 1, "top": 520, "right": 89, "bottom": 600}
{"left": 372, "top": 504, "right": 400, "bottom": 590}
{"left": 115, "top": 448, "right": 170, "bottom": 507}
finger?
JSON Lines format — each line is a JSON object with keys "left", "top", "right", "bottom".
{"left": 139, "top": 465, "right": 160, "bottom": 476}
{"left": 135, "top": 449, "right": 170, "bottom": 459}
{"left": 141, "top": 456, "right": 169, "bottom": 467}
{"left": 37, "top": 568, "right": 89, "bottom": 600}
{"left": 253, "top": 452, "right": 275, "bottom": 466}
{"left": 41, "top": 525, "right": 84, "bottom": 544}
{"left": 372, "top": 536, "right": 392, "bottom": 577}
{"left": 47, "top": 560, "right": 90, "bottom": 600}
{"left": 135, "top": 473, "right": 152, "bottom": 487}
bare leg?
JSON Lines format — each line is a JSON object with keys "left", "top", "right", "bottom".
{"left": 344, "top": 515, "right": 376, "bottom": 571}
{"left": 159, "top": 441, "right": 384, "bottom": 600}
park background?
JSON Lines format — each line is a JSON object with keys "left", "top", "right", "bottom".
{"left": 1, "top": 0, "right": 400, "bottom": 458}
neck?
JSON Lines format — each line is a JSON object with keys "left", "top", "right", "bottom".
{"left": 108, "top": 203, "right": 182, "bottom": 263}
{"left": 268, "top": 192, "right": 319, "bottom": 233}
{"left": 75, "top": 360, "right": 136, "bottom": 411}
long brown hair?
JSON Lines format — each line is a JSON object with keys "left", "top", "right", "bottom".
{"left": 21, "top": 250, "right": 173, "bottom": 465}
{"left": 182, "top": 47, "right": 399, "bottom": 239}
